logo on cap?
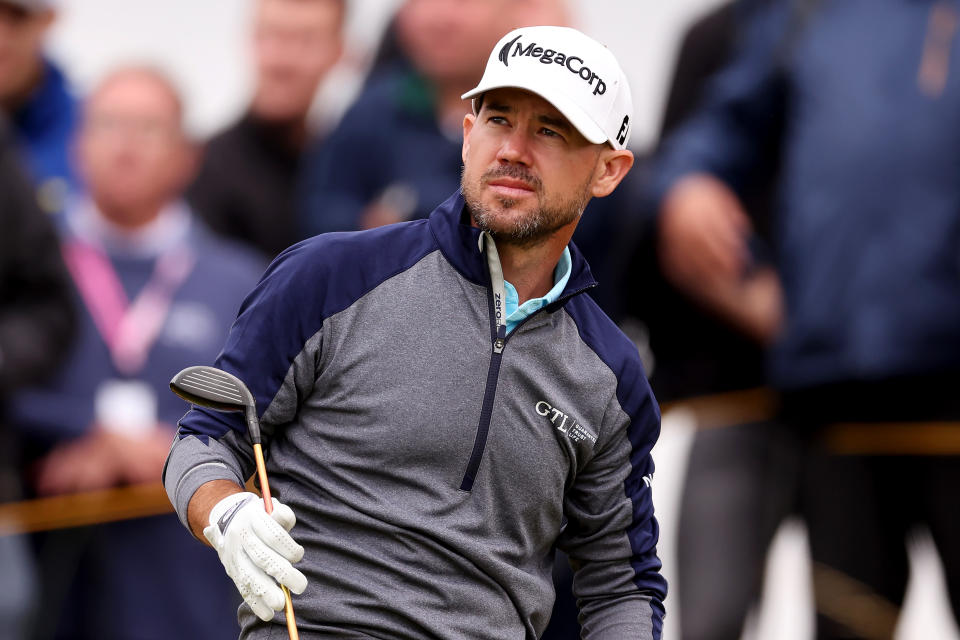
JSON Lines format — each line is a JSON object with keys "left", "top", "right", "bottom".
{"left": 616, "top": 115, "right": 630, "bottom": 146}
{"left": 499, "top": 35, "right": 523, "bottom": 66}
{"left": 497, "top": 34, "right": 608, "bottom": 96}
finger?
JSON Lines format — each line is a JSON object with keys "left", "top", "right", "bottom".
{"left": 235, "top": 570, "right": 275, "bottom": 620}
{"left": 716, "top": 189, "right": 751, "bottom": 230}
{"left": 710, "top": 224, "right": 750, "bottom": 273}
{"left": 34, "top": 450, "right": 72, "bottom": 495}
{"left": 663, "top": 235, "right": 740, "bottom": 291}
{"left": 269, "top": 499, "right": 297, "bottom": 531}
{"left": 246, "top": 593, "right": 277, "bottom": 622}
{"left": 661, "top": 176, "right": 752, "bottom": 280}
{"left": 241, "top": 525, "right": 308, "bottom": 593}
{"left": 235, "top": 549, "right": 286, "bottom": 612}
{"left": 660, "top": 227, "right": 741, "bottom": 289}
{"left": 250, "top": 510, "right": 305, "bottom": 563}
{"left": 677, "top": 219, "right": 747, "bottom": 283}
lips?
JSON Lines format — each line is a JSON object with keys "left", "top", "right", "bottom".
{"left": 488, "top": 177, "right": 534, "bottom": 190}
{"left": 487, "top": 178, "right": 536, "bottom": 198}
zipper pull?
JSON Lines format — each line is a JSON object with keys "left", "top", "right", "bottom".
{"left": 493, "top": 338, "right": 505, "bottom": 354}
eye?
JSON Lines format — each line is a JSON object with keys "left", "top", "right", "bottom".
{"left": 539, "top": 127, "right": 563, "bottom": 140}
{"left": 487, "top": 115, "right": 509, "bottom": 126}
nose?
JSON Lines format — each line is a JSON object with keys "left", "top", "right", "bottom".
{"left": 496, "top": 127, "right": 533, "bottom": 166}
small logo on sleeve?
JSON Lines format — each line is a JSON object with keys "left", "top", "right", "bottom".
{"left": 535, "top": 400, "right": 597, "bottom": 444}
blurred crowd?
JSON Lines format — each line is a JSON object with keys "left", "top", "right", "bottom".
{"left": 2, "top": 0, "right": 960, "bottom": 638}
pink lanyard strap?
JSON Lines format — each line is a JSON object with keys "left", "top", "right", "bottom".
{"left": 61, "top": 239, "right": 196, "bottom": 375}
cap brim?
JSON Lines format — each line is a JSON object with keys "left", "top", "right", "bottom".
{"left": 462, "top": 80, "right": 608, "bottom": 146}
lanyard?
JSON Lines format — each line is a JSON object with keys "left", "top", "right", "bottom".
{"left": 479, "top": 231, "right": 507, "bottom": 351}
{"left": 62, "top": 238, "right": 195, "bottom": 375}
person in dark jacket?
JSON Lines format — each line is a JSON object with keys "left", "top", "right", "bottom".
{"left": 652, "top": 1, "right": 960, "bottom": 637}
{"left": 0, "top": 114, "right": 75, "bottom": 640}
{"left": 187, "top": 0, "right": 344, "bottom": 258}
{"left": 0, "top": 117, "right": 74, "bottom": 414}
{"left": 11, "top": 67, "right": 265, "bottom": 640}
{"left": 634, "top": 4, "right": 796, "bottom": 640}
{"left": 0, "top": 0, "right": 77, "bottom": 214}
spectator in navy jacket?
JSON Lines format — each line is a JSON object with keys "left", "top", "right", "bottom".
{"left": 633, "top": 4, "right": 794, "bottom": 640}
{"left": 0, "top": 0, "right": 77, "bottom": 214}
{"left": 12, "top": 66, "right": 264, "bottom": 640}
{"left": 0, "top": 115, "right": 75, "bottom": 640}
{"left": 651, "top": 1, "right": 960, "bottom": 637}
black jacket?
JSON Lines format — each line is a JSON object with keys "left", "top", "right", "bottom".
{"left": 0, "top": 117, "right": 76, "bottom": 499}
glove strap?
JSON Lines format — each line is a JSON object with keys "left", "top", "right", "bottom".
{"left": 213, "top": 494, "right": 256, "bottom": 535}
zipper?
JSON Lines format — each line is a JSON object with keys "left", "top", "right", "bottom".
{"left": 458, "top": 234, "right": 597, "bottom": 491}
{"left": 459, "top": 324, "right": 505, "bottom": 491}
{"left": 460, "top": 233, "right": 507, "bottom": 491}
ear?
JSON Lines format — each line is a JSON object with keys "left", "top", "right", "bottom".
{"left": 462, "top": 113, "right": 476, "bottom": 165}
{"left": 590, "top": 148, "right": 634, "bottom": 198}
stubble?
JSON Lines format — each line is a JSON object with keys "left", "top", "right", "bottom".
{"left": 461, "top": 164, "right": 592, "bottom": 249}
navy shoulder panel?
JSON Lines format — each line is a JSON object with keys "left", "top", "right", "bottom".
{"left": 563, "top": 293, "right": 658, "bottom": 428}
{"left": 282, "top": 219, "right": 438, "bottom": 319}
{"left": 228, "top": 218, "right": 438, "bottom": 405}
{"left": 562, "top": 292, "right": 666, "bottom": 603}
{"left": 178, "top": 220, "right": 437, "bottom": 441}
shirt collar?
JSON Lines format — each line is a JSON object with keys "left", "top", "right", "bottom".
{"left": 427, "top": 189, "right": 598, "bottom": 296}
{"left": 503, "top": 247, "right": 572, "bottom": 333}
{"left": 66, "top": 197, "right": 194, "bottom": 258}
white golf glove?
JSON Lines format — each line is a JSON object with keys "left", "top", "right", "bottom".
{"left": 204, "top": 492, "right": 308, "bottom": 621}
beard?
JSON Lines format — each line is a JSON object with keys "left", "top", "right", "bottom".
{"left": 461, "top": 163, "right": 592, "bottom": 249}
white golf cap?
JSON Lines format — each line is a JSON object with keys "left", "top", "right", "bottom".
{"left": 462, "top": 26, "right": 634, "bottom": 150}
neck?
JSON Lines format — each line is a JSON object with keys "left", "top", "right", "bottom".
{"left": 249, "top": 102, "right": 309, "bottom": 149}
{"left": 96, "top": 201, "right": 164, "bottom": 231}
{"left": 1, "top": 58, "right": 46, "bottom": 113}
{"left": 496, "top": 235, "right": 569, "bottom": 304}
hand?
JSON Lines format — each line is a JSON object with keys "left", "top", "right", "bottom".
{"left": 657, "top": 174, "right": 784, "bottom": 344}
{"left": 737, "top": 267, "right": 784, "bottom": 345}
{"left": 203, "top": 492, "right": 308, "bottom": 621}
{"left": 104, "top": 423, "right": 175, "bottom": 485}
{"left": 33, "top": 432, "right": 120, "bottom": 495}
{"left": 33, "top": 423, "right": 174, "bottom": 495}
{"left": 658, "top": 173, "right": 752, "bottom": 296}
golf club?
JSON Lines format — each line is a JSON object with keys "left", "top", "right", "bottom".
{"left": 170, "top": 365, "right": 299, "bottom": 640}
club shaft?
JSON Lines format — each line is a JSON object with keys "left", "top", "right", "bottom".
{"left": 282, "top": 586, "right": 298, "bottom": 639}
{"left": 253, "top": 444, "right": 273, "bottom": 508}
{"left": 252, "top": 443, "right": 299, "bottom": 640}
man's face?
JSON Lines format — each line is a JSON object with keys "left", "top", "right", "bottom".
{"left": 77, "top": 71, "right": 193, "bottom": 224}
{"left": 0, "top": 4, "right": 52, "bottom": 106}
{"left": 251, "top": 0, "right": 343, "bottom": 121}
{"left": 396, "top": 0, "right": 507, "bottom": 87}
{"left": 460, "top": 88, "right": 601, "bottom": 247}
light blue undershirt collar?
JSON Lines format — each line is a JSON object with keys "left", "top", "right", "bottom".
{"left": 503, "top": 247, "right": 572, "bottom": 334}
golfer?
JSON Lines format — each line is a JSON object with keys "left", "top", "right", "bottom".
{"left": 164, "top": 26, "right": 667, "bottom": 640}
